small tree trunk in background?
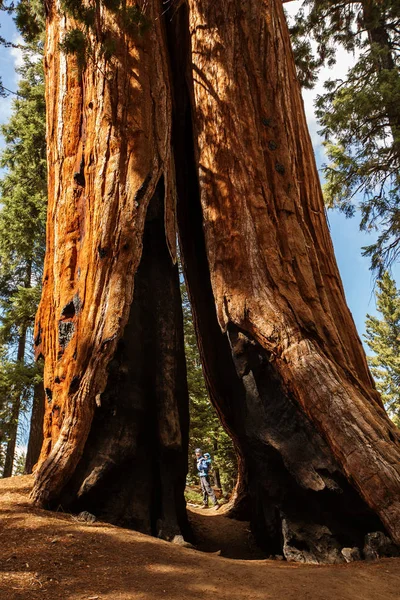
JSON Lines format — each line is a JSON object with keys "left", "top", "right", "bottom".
{"left": 2, "top": 328, "right": 28, "bottom": 478}
{"left": 25, "top": 380, "right": 45, "bottom": 474}
{"left": 362, "top": 0, "right": 400, "bottom": 140}
{"left": 212, "top": 438, "right": 222, "bottom": 489}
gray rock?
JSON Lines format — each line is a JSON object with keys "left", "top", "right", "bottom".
{"left": 282, "top": 517, "right": 344, "bottom": 564}
{"left": 363, "top": 531, "right": 399, "bottom": 560}
{"left": 171, "top": 535, "right": 196, "bottom": 549}
{"left": 341, "top": 547, "right": 361, "bottom": 563}
{"left": 77, "top": 511, "right": 96, "bottom": 523}
{"left": 172, "top": 534, "right": 185, "bottom": 545}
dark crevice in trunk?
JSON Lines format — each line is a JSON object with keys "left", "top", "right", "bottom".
{"left": 166, "top": 3, "right": 387, "bottom": 562}
{"left": 51, "top": 180, "right": 190, "bottom": 541}
{"left": 164, "top": 2, "right": 250, "bottom": 516}
{"left": 166, "top": 0, "right": 247, "bottom": 446}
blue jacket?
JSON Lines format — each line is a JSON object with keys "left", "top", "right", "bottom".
{"left": 197, "top": 455, "right": 212, "bottom": 477}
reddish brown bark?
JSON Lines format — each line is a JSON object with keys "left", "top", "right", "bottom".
{"left": 31, "top": 0, "right": 189, "bottom": 537}
{"left": 182, "top": 0, "right": 400, "bottom": 549}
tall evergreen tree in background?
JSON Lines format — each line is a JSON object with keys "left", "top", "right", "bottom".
{"left": 290, "top": 0, "right": 400, "bottom": 272}
{"left": 181, "top": 277, "right": 237, "bottom": 492}
{"left": 0, "top": 35, "right": 46, "bottom": 476}
{"left": 365, "top": 272, "right": 400, "bottom": 427}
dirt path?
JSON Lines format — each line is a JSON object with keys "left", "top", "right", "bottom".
{"left": 187, "top": 504, "right": 267, "bottom": 559}
{"left": 1, "top": 476, "right": 400, "bottom": 600}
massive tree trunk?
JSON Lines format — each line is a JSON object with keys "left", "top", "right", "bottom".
{"left": 178, "top": 0, "right": 400, "bottom": 556}
{"left": 32, "top": 0, "right": 400, "bottom": 560}
{"left": 31, "top": 0, "right": 189, "bottom": 539}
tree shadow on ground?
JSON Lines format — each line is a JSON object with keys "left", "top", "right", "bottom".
{"left": 187, "top": 505, "right": 267, "bottom": 559}
{"left": 1, "top": 476, "right": 400, "bottom": 600}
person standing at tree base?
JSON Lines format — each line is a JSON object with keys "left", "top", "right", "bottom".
{"left": 195, "top": 448, "right": 220, "bottom": 510}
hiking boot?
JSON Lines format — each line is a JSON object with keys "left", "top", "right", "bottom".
{"left": 214, "top": 503, "right": 220, "bottom": 510}
{"left": 201, "top": 505, "right": 208, "bottom": 509}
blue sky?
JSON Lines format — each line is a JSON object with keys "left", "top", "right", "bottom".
{"left": 0, "top": 12, "right": 22, "bottom": 135}
{"left": 0, "top": 8, "right": 397, "bottom": 346}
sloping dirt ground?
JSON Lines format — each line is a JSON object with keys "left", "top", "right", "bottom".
{"left": 1, "top": 476, "right": 400, "bottom": 600}
{"left": 187, "top": 503, "right": 267, "bottom": 559}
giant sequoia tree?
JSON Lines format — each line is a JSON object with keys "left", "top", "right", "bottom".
{"left": 31, "top": 0, "right": 400, "bottom": 561}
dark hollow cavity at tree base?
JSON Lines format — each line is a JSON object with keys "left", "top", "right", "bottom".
{"left": 227, "top": 326, "right": 389, "bottom": 563}
{"left": 49, "top": 181, "right": 191, "bottom": 542}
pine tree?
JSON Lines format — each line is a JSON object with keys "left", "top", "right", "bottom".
{"left": 365, "top": 273, "right": 400, "bottom": 426}
{"left": 290, "top": 0, "right": 400, "bottom": 272}
{"left": 0, "top": 47, "right": 46, "bottom": 477}
{"left": 12, "top": 450, "right": 27, "bottom": 475}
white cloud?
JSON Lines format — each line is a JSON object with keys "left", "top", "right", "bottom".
{"left": 0, "top": 34, "right": 24, "bottom": 150}
{"left": 284, "top": 2, "right": 357, "bottom": 155}
{"left": 0, "top": 96, "right": 13, "bottom": 128}
{"left": 10, "top": 34, "right": 24, "bottom": 84}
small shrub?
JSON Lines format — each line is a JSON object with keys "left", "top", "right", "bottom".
{"left": 184, "top": 487, "right": 203, "bottom": 505}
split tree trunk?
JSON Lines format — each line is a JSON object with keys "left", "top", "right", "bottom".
{"left": 32, "top": 0, "right": 400, "bottom": 560}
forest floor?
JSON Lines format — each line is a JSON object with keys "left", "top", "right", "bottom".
{"left": 1, "top": 476, "right": 400, "bottom": 600}
{"left": 187, "top": 502, "right": 267, "bottom": 559}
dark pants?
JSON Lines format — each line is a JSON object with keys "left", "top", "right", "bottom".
{"left": 200, "top": 476, "right": 218, "bottom": 506}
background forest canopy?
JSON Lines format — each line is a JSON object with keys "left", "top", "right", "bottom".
{"left": 0, "top": 0, "right": 399, "bottom": 483}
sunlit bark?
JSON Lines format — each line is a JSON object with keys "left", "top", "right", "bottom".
{"left": 182, "top": 0, "right": 400, "bottom": 554}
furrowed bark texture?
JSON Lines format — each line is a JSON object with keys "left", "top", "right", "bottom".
{"left": 31, "top": 0, "right": 189, "bottom": 536}
{"left": 182, "top": 0, "right": 400, "bottom": 553}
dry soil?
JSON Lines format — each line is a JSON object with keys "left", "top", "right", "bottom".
{"left": 1, "top": 475, "right": 399, "bottom": 600}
